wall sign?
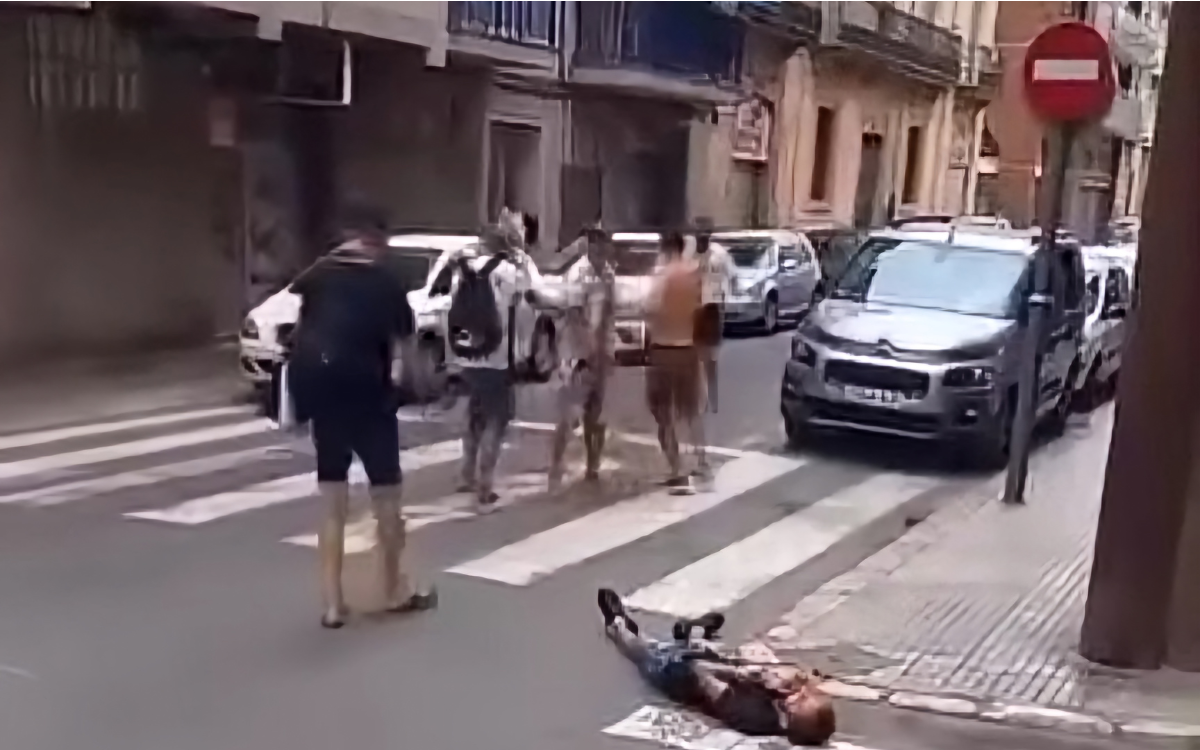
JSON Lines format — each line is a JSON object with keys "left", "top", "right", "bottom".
{"left": 732, "top": 97, "right": 771, "bottom": 162}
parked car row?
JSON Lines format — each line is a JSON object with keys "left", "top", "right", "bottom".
{"left": 237, "top": 226, "right": 827, "bottom": 409}
{"left": 780, "top": 223, "right": 1137, "bottom": 468}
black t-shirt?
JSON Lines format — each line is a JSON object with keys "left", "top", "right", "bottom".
{"left": 711, "top": 677, "right": 783, "bottom": 737}
{"left": 289, "top": 253, "right": 414, "bottom": 409}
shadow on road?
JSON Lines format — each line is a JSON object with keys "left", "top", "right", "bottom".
{"left": 771, "top": 410, "right": 1102, "bottom": 481}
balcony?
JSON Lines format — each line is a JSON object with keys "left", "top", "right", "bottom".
{"left": 828, "top": 1, "right": 961, "bottom": 85}
{"left": 736, "top": 1, "right": 821, "bottom": 46}
{"left": 198, "top": 2, "right": 449, "bottom": 64}
{"left": 571, "top": 1, "right": 745, "bottom": 103}
{"left": 448, "top": 1, "right": 557, "bottom": 46}
{"left": 447, "top": 1, "right": 559, "bottom": 79}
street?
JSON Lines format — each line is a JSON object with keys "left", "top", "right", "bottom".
{"left": 0, "top": 333, "right": 1138, "bottom": 750}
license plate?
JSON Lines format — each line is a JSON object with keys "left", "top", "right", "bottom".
{"left": 840, "top": 385, "right": 918, "bottom": 405}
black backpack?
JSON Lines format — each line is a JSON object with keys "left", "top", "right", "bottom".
{"left": 448, "top": 254, "right": 507, "bottom": 360}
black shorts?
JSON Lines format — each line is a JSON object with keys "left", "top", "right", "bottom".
{"left": 694, "top": 303, "right": 723, "bottom": 348}
{"left": 311, "top": 409, "right": 401, "bottom": 485}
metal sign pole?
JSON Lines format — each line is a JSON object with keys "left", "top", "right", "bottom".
{"left": 1003, "top": 122, "right": 1077, "bottom": 505}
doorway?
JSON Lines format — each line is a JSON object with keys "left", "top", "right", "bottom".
{"left": 854, "top": 133, "right": 885, "bottom": 228}
{"left": 488, "top": 122, "right": 542, "bottom": 223}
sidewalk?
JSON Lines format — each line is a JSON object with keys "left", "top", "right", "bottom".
{"left": 764, "top": 404, "right": 1200, "bottom": 738}
{"left": 0, "top": 345, "right": 247, "bottom": 434}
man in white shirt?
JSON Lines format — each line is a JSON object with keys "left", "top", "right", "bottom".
{"left": 549, "top": 225, "right": 616, "bottom": 490}
{"left": 437, "top": 221, "right": 538, "bottom": 513}
{"left": 686, "top": 221, "right": 737, "bottom": 415}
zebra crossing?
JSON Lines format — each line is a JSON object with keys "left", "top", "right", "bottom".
{"left": 0, "top": 403, "right": 949, "bottom": 623}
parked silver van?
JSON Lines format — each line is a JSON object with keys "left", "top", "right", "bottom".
{"left": 781, "top": 228, "right": 1087, "bottom": 467}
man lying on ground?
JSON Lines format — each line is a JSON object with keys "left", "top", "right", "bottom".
{"left": 598, "top": 588, "right": 836, "bottom": 746}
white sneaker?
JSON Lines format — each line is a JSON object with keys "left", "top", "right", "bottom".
{"left": 475, "top": 493, "right": 500, "bottom": 515}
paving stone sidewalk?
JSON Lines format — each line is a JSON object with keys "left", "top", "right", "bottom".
{"left": 763, "top": 404, "right": 1200, "bottom": 738}
{"left": 0, "top": 344, "right": 246, "bottom": 433}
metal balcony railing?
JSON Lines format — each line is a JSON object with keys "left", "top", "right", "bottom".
{"left": 736, "top": 0, "right": 821, "bottom": 44}
{"left": 834, "top": 1, "right": 961, "bottom": 83}
{"left": 573, "top": 2, "right": 743, "bottom": 85}
{"left": 874, "top": 4, "right": 960, "bottom": 62}
{"left": 448, "top": 1, "right": 557, "bottom": 47}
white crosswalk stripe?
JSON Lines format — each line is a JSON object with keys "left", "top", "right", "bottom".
{"left": 0, "top": 405, "right": 250, "bottom": 452}
{"left": 624, "top": 473, "right": 939, "bottom": 618}
{"left": 0, "top": 446, "right": 275, "bottom": 506}
{"left": 0, "top": 419, "right": 272, "bottom": 481}
{"left": 447, "top": 452, "right": 804, "bottom": 586}
{"left": 0, "top": 407, "right": 951, "bottom": 632}
{"left": 281, "top": 458, "right": 619, "bottom": 553}
{"left": 605, "top": 704, "right": 878, "bottom": 750}
{"left": 125, "top": 439, "right": 464, "bottom": 525}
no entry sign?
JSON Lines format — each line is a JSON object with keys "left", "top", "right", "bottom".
{"left": 1024, "top": 22, "right": 1116, "bottom": 123}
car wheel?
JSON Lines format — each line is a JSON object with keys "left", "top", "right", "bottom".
{"left": 1046, "top": 363, "right": 1078, "bottom": 438}
{"left": 762, "top": 297, "right": 779, "bottom": 335}
{"left": 1072, "top": 360, "right": 1103, "bottom": 413}
{"left": 961, "top": 396, "right": 1012, "bottom": 471}
{"left": 783, "top": 411, "right": 807, "bottom": 450}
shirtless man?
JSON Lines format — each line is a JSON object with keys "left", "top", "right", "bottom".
{"left": 598, "top": 589, "right": 836, "bottom": 746}
{"left": 645, "top": 232, "right": 706, "bottom": 493}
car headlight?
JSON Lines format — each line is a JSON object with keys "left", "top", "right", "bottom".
{"left": 791, "top": 337, "right": 817, "bottom": 367}
{"left": 241, "top": 317, "right": 259, "bottom": 340}
{"left": 943, "top": 366, "right": 995, "bottom": 388}
{"left": 736, "top": 277, "right": 760, "bottom": 295}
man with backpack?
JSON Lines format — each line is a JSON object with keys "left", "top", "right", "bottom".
{"left": 435, "top": 220, "right": 539, "bottom": 513}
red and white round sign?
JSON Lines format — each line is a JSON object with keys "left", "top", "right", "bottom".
{"left": 1023, "top": 22, "right": 1116, "bottom": 123}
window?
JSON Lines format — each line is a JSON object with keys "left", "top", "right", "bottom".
{"left": 901, "top": 126, "right": 922, "bottom": 204}
{"left": 1086, "top": 275, "right": 1102, "bottom": 316}
{"left": 26, "top": 12, "right": 143, "bottom": 113}
{"left": 724, "top": 239, "right": 775, "bottom": 270}
{"left": 1055, "top": 247, "right": 1085, "bottom": 313}
{"left": 810, "top": 107, "right": 835, "bottom": 202}
{"left": 831, "top": 240, "right": 1029, "bottom": 318}
{"left": 1105, "top": 267, "right": 1132, "bottom": 309}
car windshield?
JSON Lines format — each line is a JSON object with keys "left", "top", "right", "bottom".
{"left": 719, "top": 239, "right": 774, "bottom": 270}
{"left": 832, "top": 240, "right": 1029, "bottom": 318}
{"left": 378, "top": 250, "right": 437, "bottom": 292}
{"left": 612, "top": 242, "right": 661, "bottom": 276}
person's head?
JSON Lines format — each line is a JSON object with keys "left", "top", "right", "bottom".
{"left": 338, "top": 199, "right": 390, "bottom": 255}
{"left": 481, "top": 224, "right": 513, "bottom": 257}
{"left": 780, "top": 684, "right": 836, "bottom": 747}
{"left": 660, "top": 231, "right": 685, "bottom": 259}
{"left": 584, "top": 225, "right": 611, "bottom": 267}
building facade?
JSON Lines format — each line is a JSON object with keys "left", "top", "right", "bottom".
{"left": 986, "top": 0, "right": 1168, "bottom": 241}
{"left": 0, "top": 1, "right": 1018, "bottom": 366}
{"left": 766, "top": 1, "right": 1001, "bottom": 231}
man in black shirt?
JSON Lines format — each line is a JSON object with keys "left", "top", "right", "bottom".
{"left": 288, "top": 202, "right": 436, "bottom": 629}
{"left": 598, "top": 589, "right": 835, "bottom": 746}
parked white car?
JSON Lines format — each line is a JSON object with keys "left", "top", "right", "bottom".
{"left": 238, "top": 233, "right": 479, "bottom": 398}
{"left": 1076, "top": 243, "right": 1137, "bottom": 408}
{"left": 714, "top": 229, "right": 821, "bottom": 333}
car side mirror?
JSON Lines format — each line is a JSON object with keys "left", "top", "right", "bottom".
{"left": 781, "top": 258, "right": 799, "bottom": 271}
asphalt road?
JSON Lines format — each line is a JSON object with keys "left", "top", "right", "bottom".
{"left": 0, "top": 331, "right": 1141, "bottom": 750}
